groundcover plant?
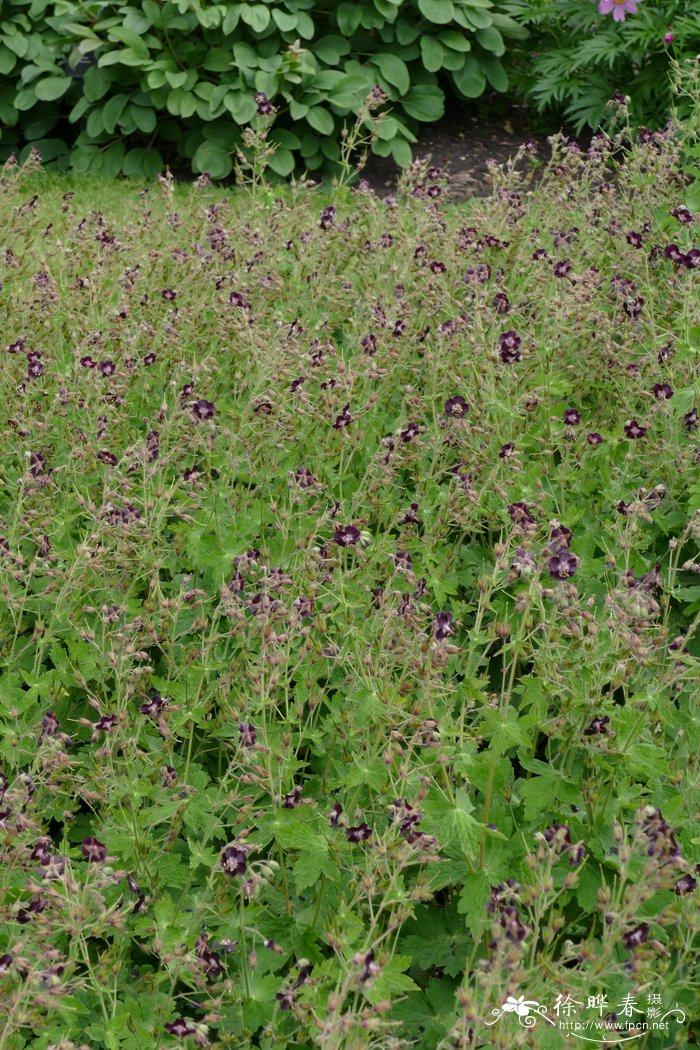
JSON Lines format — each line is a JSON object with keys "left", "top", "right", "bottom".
{"left": 0, "top": 112, "right": 698, "bottom": 1050}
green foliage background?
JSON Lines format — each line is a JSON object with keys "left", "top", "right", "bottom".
{"left": 0, "top": 0, "right": 526, "bottom": 178}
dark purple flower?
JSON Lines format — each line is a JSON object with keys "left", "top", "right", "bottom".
{"left": 0, "top": 954, "right": 12, "bottom": 974}
{"left": 499, "top": 905, "right": 528, "bottom": 943}
{"left": 329, "top": 801, "right": 343, "bottom": 827}
{"left": 430, "top": 260, "right": 446, "bottom": 273}
{"left": 563, "top": 408, "right": 581, "bottom": 425}
{"left": 255, "top": 91, "right": 275, "bottom": 115}
{"left": 333, "top": 403, "right": 352, "bottom": 429}
{"left": 624, "top": 419, "right": 646, "bottom": 439}
{"left": 549, "top": 523, "right": 573, "bottom": 551}
{"left": 80, "top": 355, "right": 96, "bottom": 369}
{"left": 81, "top": 837, "right": 107, "bottom": 862}
{"left": 433, "top": 610, "right": 453, "bottom": 640}
{"left": 275, "top": 990, "right": 295, "bottom": 1010}
{"left": 282, "top": 786, "right": 303, "bottom": 809}
{"left": 652, "top": 383, "right": 673, "bottom": 400}
{"left": 626, "top": 231, "right": 643, "bottom": 248}
{"left": 671, "top": 205, "right": 693, "bottom": 224}
{"left": 499, "top": 442, "right": 515, "bottom": 459}
{"left": 664, "top": 243, "right": 684, "bottom": 264}
{"left": 402, "top": 503, "right": 421, "bottom": 525}
{"left": 17, "top": 898, "right": 46, "bottom": 924}
{"left": 532, "top": 247, "right": 548, "bottom": 260}
{"left": 143, "top": 352, "right": 156, "bottom": 366}
{"left": 346, "top": 823, "right": 372, "bottom": 843}
{"left": 239, "top": 723, "right": 256, "bottom": 748}
{"left": 584, "top": 716, "right": 610, "bottom": 736}
{"left": 361, "top": 334, "right": 377, "bottom": 356}
{"left": 97, "top": 449, "right": 119, "bottom": 466}
{"left": 161, "top": 288, "right": 177, "bottom": 301}
{"left": 492, "top": 291, "right": 510, "bottom": 314}
{"left": 444, "top": 395, "right": 468, "bottom": 419}
{"left": 8, "top": 338, "right": 25, "bottom": 354}
{"left": 543, "top": 823, "right": 571, "bottom": 851}
{"left": 164, "top": 1019, "right": 197, "bottom": 1036}
{"left": 682, "top": 406, "right": 697, "bottom": 430}
{"left": 553, "top": 259, "right": 571, "bottom": 278}
{"left": 622, "top": 923, "right": 649, "bottom": 950}
{"left": 499, "top": 330, "right": 521, "bottom": 363}
{"left": 586, "top": 432, "right": 604, "bottom": 445}
{"left": 140, "top": 693, "right": 168, "bottom": 717}
{"left": 220, "top": 845, "right": 248, "bottom": 876}
{"left": 334, "top": 524, "right": 360, "bottom": 547}
{"left": 673, "top": 873, "right": 697, "bottom": 895}
{"left": 548, "top": 551, "right": 579, "bottom": 580}
{"left": 507, "top": 501, "right": 536, "bottom": 525}
{"left": 192, "top": 398, "right": 216, "bottom": 421}
{"left": 400, "top": 421, "right": 420, "bottom": 442}
{"left": 319, "top": 206, "right": 335, "bottom": 230}
{"left": 41, "top": 711, "right": 60, "bottom": 737}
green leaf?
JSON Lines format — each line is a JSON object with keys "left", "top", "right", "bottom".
{"left": 0, "top": 44, "right": 17, "bottom": 75}
{"left": 267, "top": 148, "right": 295, "bottom": 176}
{"left": 129, "top": 104, "right": 157, "bottom": 133}
{"left": 102, "top": 93, "right": 128, "bottom": 134}
{"left": 371, "top": 53, "right": 410, "bottom": 95}
{"left": 479, "top": 53, "right": 508, "bottom": 91}
{"left": 272, "top": 8, "right": 297, "bottom": 31}
{"left": 475, "top": 25, "right": 505, "bottom": 55}
{"left": 438, "top": 29, "right": 472, "bottom": 51}
{"left": 193, "top": 140, "right": 232, "bottom": 179}
{"left": 421, "top": 37, "right": 445, "bottom": 73}
{"left": 391, "top": 136, "right": 413, "bottom": 167}
{"left": 417, "top": 0, "right": 455, "bottom": 24}
{"left": 401, "top": 84, "right": 445, "bottom": 121}
{"left": 336, "top": 3, "right": 363, "bottom": 35}
{"left": 34, "top": 76, "right": 72, "bottom": 102}
{"left": 451, "top": 55, "right": 486, "bottom": 97}
{"left": 306, "top": 106, "right": 335, "bottom": 135}
{"left": 240, "top": 4, "right": 270, "bottom": 32}
{"left": 224, "top": 91, "right": 257, "bottom": 124}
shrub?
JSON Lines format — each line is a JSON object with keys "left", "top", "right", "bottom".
{"left": 0, "top": 0, "right": 527, "bottom": 179}
{"left": 502, "top": 0, "right": 700, "bottom": 133}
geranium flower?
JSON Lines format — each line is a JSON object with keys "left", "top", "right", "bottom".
{"left": 598, "top": 0, "right": 640, "bottom": 21}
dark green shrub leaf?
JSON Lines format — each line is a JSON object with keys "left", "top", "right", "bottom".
{"left": 306, "top": 105, "right": 334, "bottom": 134}
{"left": 192, "top": 139, "right": 232, "bottom": 178}
{"left": 34, "top": 76, "right": 71, "bottom": 101}
{"left": 417, "top": 0, "right": 455, "bottom": 25}
{"left": 476, "top": 25, "right": 505, "bottom": 56}
{"left": 240, "top": 4, "right": 271, "bottom": 33}
{"left": 371, "top": 52, "right": 410, "bottom": 94}
{"left": 420, "top": 37, "right": 445, "bottom": 73}
{"left": 401, "top": 82, "right": 445, "bottom": 120}
{"left": 267, "top": 146, "right": 295, "bottom": 175}
{"left": 336, "top": 3, "right": 363, "bottom": 35}
{"left": 451, "top": 54, "right": 486, "bottom": 97}
{"left": 479, "top": 53, "right": 508, "bottom": 91}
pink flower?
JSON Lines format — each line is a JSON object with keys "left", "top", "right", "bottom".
{"left": 598, "top": 0, "right": 640, "bottom": 21}
{"left": 664, "top": 32, "right": 673, "bottom": 44}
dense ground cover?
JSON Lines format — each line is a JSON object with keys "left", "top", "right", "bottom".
{"left": 0, "top": 122, "right": 698, "bottom": 1050}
